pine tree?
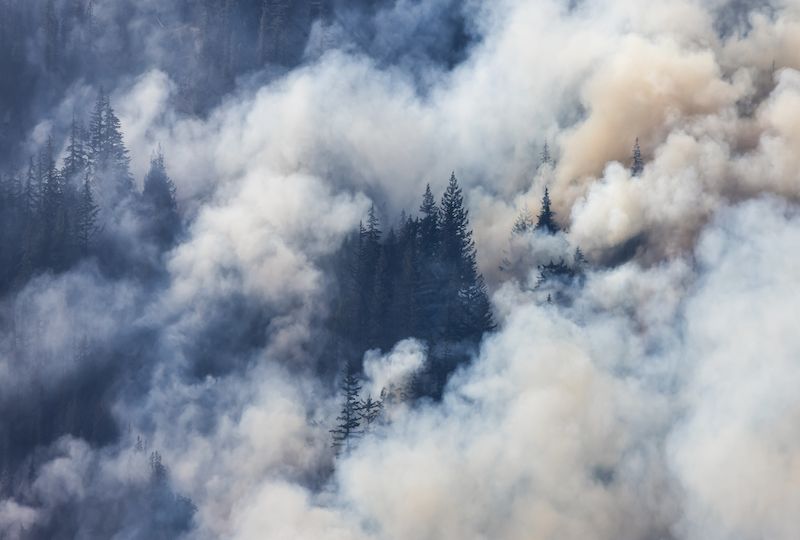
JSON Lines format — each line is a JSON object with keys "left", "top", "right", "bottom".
{"left": 535, "top": 187, "right": 559, "bottom": 234}
{"left": 395, "top": 217, "right": 421, "bottom": 337}
{"left": 631, "top": 138, "right": 644, "bottom": 177}
{"left": 512, "top": 205, "right": 535, "bottom": 235}
{"left": 40, "top": 139, "right": 66, "bottom": 269}
{"left": 353, "top": 206, "right": 382, "bottom": 348}
{"left": 142, "top": 150, "right": 179, "bottom": 247}
{"left": 88, "top": 88, "right": 107, "bottom": 170}
{"left": 418, "top": 184, "right": 439, "bottom": 258}
{"left": 574, "top": 247, "right": 587, "bottom": 270}
{"left": 359, "top": 394, "right": 383, "bottom": 431}
{"left": 63, "top": 117, "right": 88, "bottom": 180}
{"left": 330, "top": 361, "right": 363, "bottom": 453}
{"left": 416, "top": 184, "right": 441, "bottom": 340}
{"left": 75, "top": 175, "right": 99, "bottom": 256}
{"left": 88, "top": 89, "right": 133, "bottom": 201}
{"left": 103, "top": 101, "right": 133, "bottom": 196}
{"left": 540, "top": 141, "right": 552, "bottom": 167}
{"left": 439, "top": 172, "right": 494, "bottom": 341}
{"left": 150, "top": 451, "right": 167, "bottom": 484}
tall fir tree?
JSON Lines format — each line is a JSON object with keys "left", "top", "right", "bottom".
{"left": 416, "top": 184, "right": 441, "bottom": 341}
{"left": 438, "top": 172, "right": 494, "bottom": 341}
{"left": 88, "top": 89, "right": 133, "bottom": 202}
{"left": 75, "top": 175, "right": 99, "bottom": 256}
{"left": 330, "top": 361, "right": 363, "bottom": 454}
{"left": 63, "top": 117, "right": 89, "bottom": 180}
{"left": 142, "top": 150, "right": 180, "bottom": 247}
{"left": 535, "top": 187, "right": 559, "bottom": 234}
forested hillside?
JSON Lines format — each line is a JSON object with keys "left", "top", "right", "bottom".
{"left": 1, "top": 1, "right": 800, "bottom": 539}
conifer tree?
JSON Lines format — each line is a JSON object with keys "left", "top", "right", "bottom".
{"left": 76, "top": 175, "right": 99, "bottom": 256}
{"left": 535, "top": 187, "right": 559, "bottom": 234}
{"left": 416, "top": 184, "right": 441, "bottom": 340}
{"left": 142, "top": 150, "right": 180, "bottom": 247}
{"left": 418, "top": 184, "right": 439, "bottom": 258}
{"left": 330, "top": 361, "right": 363, "bottom": 453}
{"left": 103, "top": 100, "right": 133, "bottom": 196}
{"left": 63, "top": 117, "right": 89, "bottom": 180}
{"left": 541, "top": 141, "right": 552, "bottom": 167}
{"left": 88, "top": 89, "right": 133, "bottom": 201}
{"left": 512, "top": 206, "right": 535, "bottom": 235}
{"left": 359, "top": 394, "right": 383, "bottom": 431}
{"left": 439, "top": 172, "right": 494, "bottom": 341}
{"left": 88, "top": 88, "right": 108, "bottom": 169}
{"left": 631, "top": 138, "right": 644, "bottom": 177}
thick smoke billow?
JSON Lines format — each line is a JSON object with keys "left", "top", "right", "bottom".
{"left": 1, "top": 0, "right": 800, "bottom": 538}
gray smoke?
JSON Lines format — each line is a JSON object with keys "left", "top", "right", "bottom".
{"left": 2, "top": 0, "right": 800, "bottom": 539}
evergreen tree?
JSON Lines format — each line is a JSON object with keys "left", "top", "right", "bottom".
{"left": 631, "top": 138, "right": 644, "bottom": 177}
{"left": 512, "top": 205, "right": 535, "bottom": 235}
{"left": 142, "top": 150, "right": 180, "bottom": 247}
{"left": 574, "top": 247, "right": 587, "bottom": 270}
{"left": 439, "top": 172, "right": 494, "bottom": 341}
{"left": 359, "top": 394, "right": 383, "bottom": 431}
{"left": 103, "top": 100, "right": 133, "bottom": 197}
{"left": 75, "top": 175, "right": 99, "bottom": 256}
{"left": 88, "top": 89, "right": 133, "bottom": 202}
{"left": 394, "top": 217, "right": 421, "bottom": 337}
{"left": 330, "top": 361, "right": 363, "bottom": 453}
{"left": 87, "top": 88, "right": 108, "bottom": 169}
{"left": 540, "top": 141, "right": 552, "bottom": 167}
{"left": 40, "top": 139, "right": 67, "bottom": 269}
{"left": 150, "top": 451, "right": 167, "bottom": 484}
{"left": 416, "top": 184, "right": 441, "bottom": 340}
{"left": 418, "top": 184, "right": 439, "bottom": 258}
{"left": 63, "top": 117, "right": 88, "bottom": 180}
{"left": 354, "top": 206, "right": 382, "bottom": 347}
{"left": 535, "top": 187, "right": 559, "bottom": 234}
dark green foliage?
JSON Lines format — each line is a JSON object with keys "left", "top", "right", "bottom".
{"left": 142, "top": 151, "right": 181, "bottom": 248}
{"left": 330, "top": 361, "right": 363, "bottom": 453}
{"left": 535, "top": 187, "right": 560, "bottom": 234}
{"left": 535, "top": 254, "right": 589, "bottom": 306}
{"left": 359, "top": 393, "right": 384, "bottom": 431}
{"left": 88, "top": 89, "right": 133, "bottom": 202}
{"left": 328, "top": 173, "right": 494, "bottom": 400}
{"left": 0, "top": 89, "right": 180, "bottom": 294}
{"left": 76, "top": 175, "right": 99, "bottom": 256}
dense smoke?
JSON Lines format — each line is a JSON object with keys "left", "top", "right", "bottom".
{"left": 1, "top": 0, "right": 799, "bottom": 539}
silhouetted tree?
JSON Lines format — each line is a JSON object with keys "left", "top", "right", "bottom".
{"left": 540, "top": 141, "right": 552, "bottom": 167}
{"left": 75, "top": 175, "right": 99, "bottom": 256}
{"left": 631, "top": 137, "right": 644, "bottom": 177}
{"left": 512, "top": 205, "right": 535, "bottom": 235}
{"left": 359, "top": 393, "right": 383, "bottom": 431}
{"left": 142, "top": 150, "right": 180, "bottom": 247}
{"left": 330, "top": 361, "right": 363, "bottom": 453}
{"left": 535, "top": 187, "right": 559, "bottom": 234}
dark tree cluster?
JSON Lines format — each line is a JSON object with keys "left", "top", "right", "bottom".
{"left": 525, "top": 188, "right": 589, "bottom": 303}
{"left": 0, "top": 91, "right": 181, "bottom": 294}
{"left": 329, "top": 173, "right": 494, "bottom": 401}
{"left": 329, "top": 360, "right": 387, "bottom": 453}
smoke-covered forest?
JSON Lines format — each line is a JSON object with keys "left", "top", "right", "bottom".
{"left": 1, "top": 1, "right": 799, "bottom": 539}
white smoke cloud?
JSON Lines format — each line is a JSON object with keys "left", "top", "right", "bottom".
{"left": 362, "top": 339, "right": 426, "bottom": 398}
{"left": 4, "top": 0, "right": 800, "bottom": 538}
